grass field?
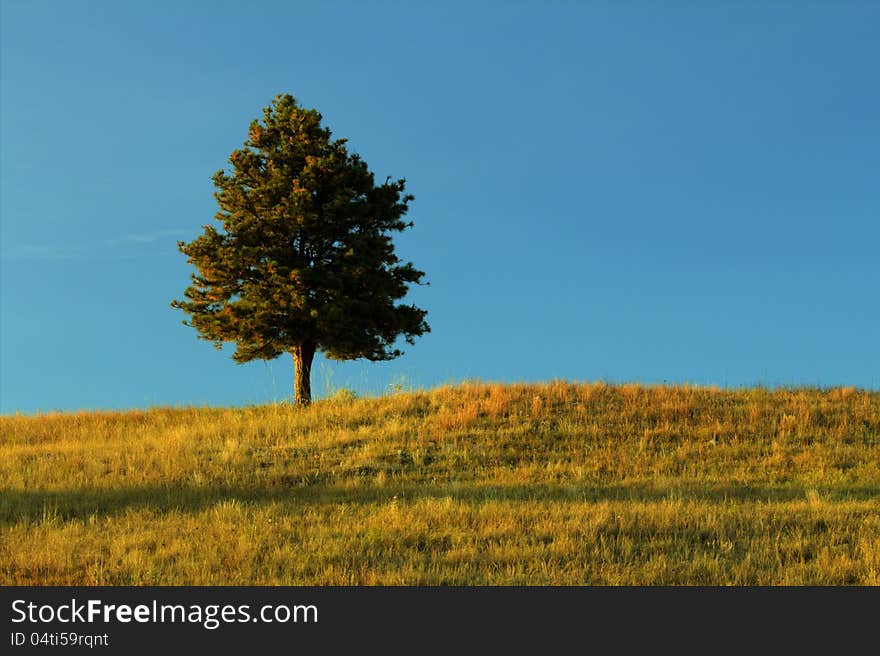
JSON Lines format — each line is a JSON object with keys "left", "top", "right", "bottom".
{"left": 1, "top": 381, "right": 879, "bottom": 585}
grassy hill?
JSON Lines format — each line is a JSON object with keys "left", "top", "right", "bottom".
{"left": 1, "top": 381, "right": 879, "bottom": 585}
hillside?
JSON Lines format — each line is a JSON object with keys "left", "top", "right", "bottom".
{"left": 1, "top": 382, "right": 879, "bottom": 584}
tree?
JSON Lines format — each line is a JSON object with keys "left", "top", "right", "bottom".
{"left": 171, "top": 94, "right": 429, "bottom": 405}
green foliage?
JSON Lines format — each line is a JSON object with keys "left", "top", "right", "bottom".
{"left": 172, "top": 94, "right": 429, "bottom": 403}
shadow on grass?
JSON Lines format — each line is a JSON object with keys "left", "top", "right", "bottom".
{"left": 2, "top": 480, "right": 879, "bottom": 525}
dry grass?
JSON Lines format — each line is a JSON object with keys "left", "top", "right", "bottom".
{"left": 1, "top": 381, "right": 878, "bottom": 584}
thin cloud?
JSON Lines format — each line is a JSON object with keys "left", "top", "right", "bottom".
{"left": 107, "top": 229, "right": 191, "bottom": 246}
{"left": 3, "top": 230, "right": 191, "bottom": 261}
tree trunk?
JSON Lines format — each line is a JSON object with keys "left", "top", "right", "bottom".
{"left": 292, "top": 342, "right": 316, "bottom": 406}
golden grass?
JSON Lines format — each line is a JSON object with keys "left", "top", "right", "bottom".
{"left": 1, "top": 381, "right": 878, "bottom": 584}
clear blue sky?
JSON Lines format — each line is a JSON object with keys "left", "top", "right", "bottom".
{"left": 2, "top": 1, "right": 878, "bottom": 412}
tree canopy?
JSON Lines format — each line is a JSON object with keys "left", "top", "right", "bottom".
{"left": 172, "top": 94, "right": 429, "bottom": 404}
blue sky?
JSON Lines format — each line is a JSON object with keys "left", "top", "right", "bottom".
{"left": 2, "top": 1, "right": 878, "bottom": 412}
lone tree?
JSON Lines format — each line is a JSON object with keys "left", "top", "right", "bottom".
{"left": 172, "top": 94, "right": 429, "bottom": 405}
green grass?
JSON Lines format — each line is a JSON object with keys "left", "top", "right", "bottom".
{"left": 1, "top": 381, "right": 879, "bottom": 584}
